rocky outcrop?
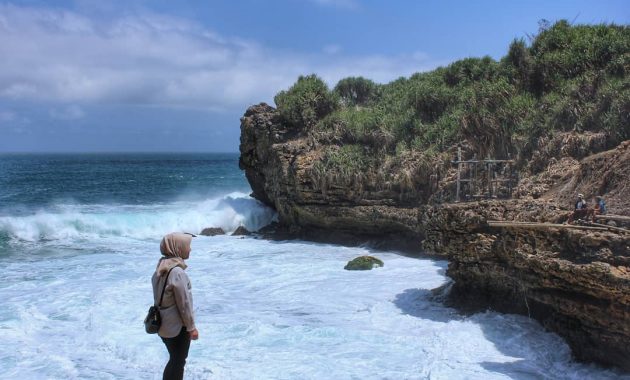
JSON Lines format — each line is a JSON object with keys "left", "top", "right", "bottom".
{"left": 420, "top": 201, "right": 630, "bottom": 369}
{"left": 239, "top": 103, "right": 630, "bottom": 370}
{"left": 231, "top": 226, "right": 251, "bottom": 236}
{"left": 516, "top": 138, "right": 630, "bottom": 214}
{"left": 344, "top": 256, "right": 384, "bottom": 270}
{"left": 200, "top": 227, "right": 225, "bottom": 236}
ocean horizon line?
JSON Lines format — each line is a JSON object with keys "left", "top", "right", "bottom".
{"left": 0, "top": 151, "right": 240, "bottom": 155}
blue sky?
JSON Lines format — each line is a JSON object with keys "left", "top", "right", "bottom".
{"left": 0, "top": 0, "right": 628, "bottom": 152}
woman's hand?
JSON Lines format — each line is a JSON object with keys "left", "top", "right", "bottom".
{"left": 189, "top": 328, "right": 199, "bottom": 340}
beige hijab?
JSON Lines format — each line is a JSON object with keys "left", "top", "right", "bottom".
{"left": 157, "top": 232, "right": 193, "bottom": 275}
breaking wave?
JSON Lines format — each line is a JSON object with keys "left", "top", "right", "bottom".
{"left": 0, "top": 192, "right": 276, "bottom": 242}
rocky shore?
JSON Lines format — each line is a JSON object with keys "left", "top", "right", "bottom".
{"left": 239, "top": 103, "right": 630, "bottom": 370}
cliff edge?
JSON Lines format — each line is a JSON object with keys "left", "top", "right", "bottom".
{"left": 239, "top": 103, "right": 630, "bottom": 370}
{"left": 239, "top": 21, "right": 630, "bottom": 370}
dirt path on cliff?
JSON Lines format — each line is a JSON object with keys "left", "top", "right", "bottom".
{"left": 524, "top": 140, "right": 630, "bottom": 216}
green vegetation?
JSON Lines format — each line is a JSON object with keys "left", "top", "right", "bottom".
{"left": 273, "top": 21, "right": 629, "bottom": 197}
{"left": 344, "top": 256, "right": 384, "bottom": 270}
{"left": 333, "top": 76, "right": 381, "bottom": 107}
{"left": 274, "top": 74, "right": 338, "bottom": 128}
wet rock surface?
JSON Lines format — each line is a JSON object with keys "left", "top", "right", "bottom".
{"left": 344, "top": 256, "right": 384, "bottom": 270}
{"left": 232, "top": 226, "right": 251, "bottom": 236}
{"left": 200, "top": 227, "right": 226, "bottom": 236}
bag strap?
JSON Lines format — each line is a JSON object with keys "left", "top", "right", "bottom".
{"left": 158, "top": 266, "right": 177, "bottom": 307}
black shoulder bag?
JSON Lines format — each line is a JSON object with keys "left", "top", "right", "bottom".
{"left": 144, "top": 266, "right": 176, "bottom": 334}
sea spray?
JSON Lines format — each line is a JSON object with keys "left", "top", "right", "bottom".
{"left": 0, "top": 193, "right": 276, "bottom": 243}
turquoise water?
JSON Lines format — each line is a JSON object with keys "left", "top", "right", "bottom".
{"left": 0, "top": 154, "right": 626, "bottom": 379}
{"left": 0, "top": 153, "right": 247, "bottom": 211}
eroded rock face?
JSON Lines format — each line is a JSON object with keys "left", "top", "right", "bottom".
{"left": 239, "top": 104, "right": 429, "bottom": 240}
{"left": 420, "top": 202, "right": 630, "bottom": 369}
{"left": 239, "top": 103, "right": 630, "bottom": 370}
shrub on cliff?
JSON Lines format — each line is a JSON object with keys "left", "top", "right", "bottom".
{"left": 274, "top": 74, "right": 339, "bottom": 129}
{"left": 334, "top": 77, "right": 381, "bottom": 107}
{"left": 529, "top": 21, "right": 629, "bottom": 95}
{"left": 274, "top": 21, "right": 629, "bottom": 194}
{"left": 503, "top": 38, "right": 533, "bottom": 90}
{"left": 443, "top": 56, "right": 499, "bottom": 87}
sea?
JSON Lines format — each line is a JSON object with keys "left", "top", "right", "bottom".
{"left": 0, "top": 153, "right": 626, "bottom": 380}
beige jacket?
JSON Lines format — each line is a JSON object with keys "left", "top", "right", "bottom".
{"left": 152, "top": 265, "right": 196, "bottom": 338}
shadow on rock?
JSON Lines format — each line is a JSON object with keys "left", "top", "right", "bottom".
{"left": 393, "top": 285, "right": 461, "bottom": 323}
{"left": 393, "top": 285, "right": 626, "bottom": 380}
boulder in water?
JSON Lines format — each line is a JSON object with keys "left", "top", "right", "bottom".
{"left": 232, "top": 226, "right": 251, "bottom": 236}
{"left": 200, "top": 227, "right": 226, "bottom": 236}
{"left": 344, "top": 256, "right": 384, "bottom": 270}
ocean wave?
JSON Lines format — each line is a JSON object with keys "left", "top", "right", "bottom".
{"left": 0, "top": 192, "right": 276, "bottom": 242}
{"left": 0, "top": 230, "right": 9, "bottom": 251}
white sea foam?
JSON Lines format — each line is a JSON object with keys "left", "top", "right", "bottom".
{"left": 0, "top": 189, "right": 627, "bottom": 379}
{"left": 0, "top": 192, "right": 276, "bottom": 243}
{"left": 0, "top": 230, "right": 626, "bottom": 379}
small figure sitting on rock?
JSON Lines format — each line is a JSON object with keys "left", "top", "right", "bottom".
{"left": 567, "top": 193, "right": 592, "bottom": 224}
{"left": 591, "top": 195, "right": 607, "bottom": 222}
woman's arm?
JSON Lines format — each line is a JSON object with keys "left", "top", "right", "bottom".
{"left": 171, "top": 269, "right": 197, "bottom": 334}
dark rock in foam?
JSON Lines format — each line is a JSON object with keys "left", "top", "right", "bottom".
{"left": 344, "top": 256, "right": 384, "bottom": 270}
{"left": 200, "top": 227, "right": 225, "bottom": 236}
{"left": 231, "top": 226, "right": 251, "bottom": 236}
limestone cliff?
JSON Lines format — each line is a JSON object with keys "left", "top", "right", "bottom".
{"left": 239, "top": 103, "right": 630, "bottom": 370}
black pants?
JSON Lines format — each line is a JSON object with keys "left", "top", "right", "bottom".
{"left": 161, "top": 327, "right": 191, "bottom": 380}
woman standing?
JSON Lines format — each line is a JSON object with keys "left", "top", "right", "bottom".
{"left": 152, "top": 232, "right": 199, "bottom": 380}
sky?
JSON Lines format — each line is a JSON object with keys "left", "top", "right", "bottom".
{"left": 0, "top": 0, "right": 628, "bottom": 152}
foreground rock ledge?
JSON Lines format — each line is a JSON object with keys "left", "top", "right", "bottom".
{"left": 239, "top": 103, "right": 630, "bottom": 371}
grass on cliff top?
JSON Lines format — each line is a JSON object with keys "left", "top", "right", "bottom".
{"left": 273, "top": 21, "right": 630, "bottom": 196}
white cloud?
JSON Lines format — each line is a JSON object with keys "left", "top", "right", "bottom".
{"left": 49, "top": 105, "right": 85, "bottom": 120}
{"left": 0, "top": 110, "right": 15, "bottom": 122}
{"left": 0, "top": 4, "right": 440, "bottom": 111}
